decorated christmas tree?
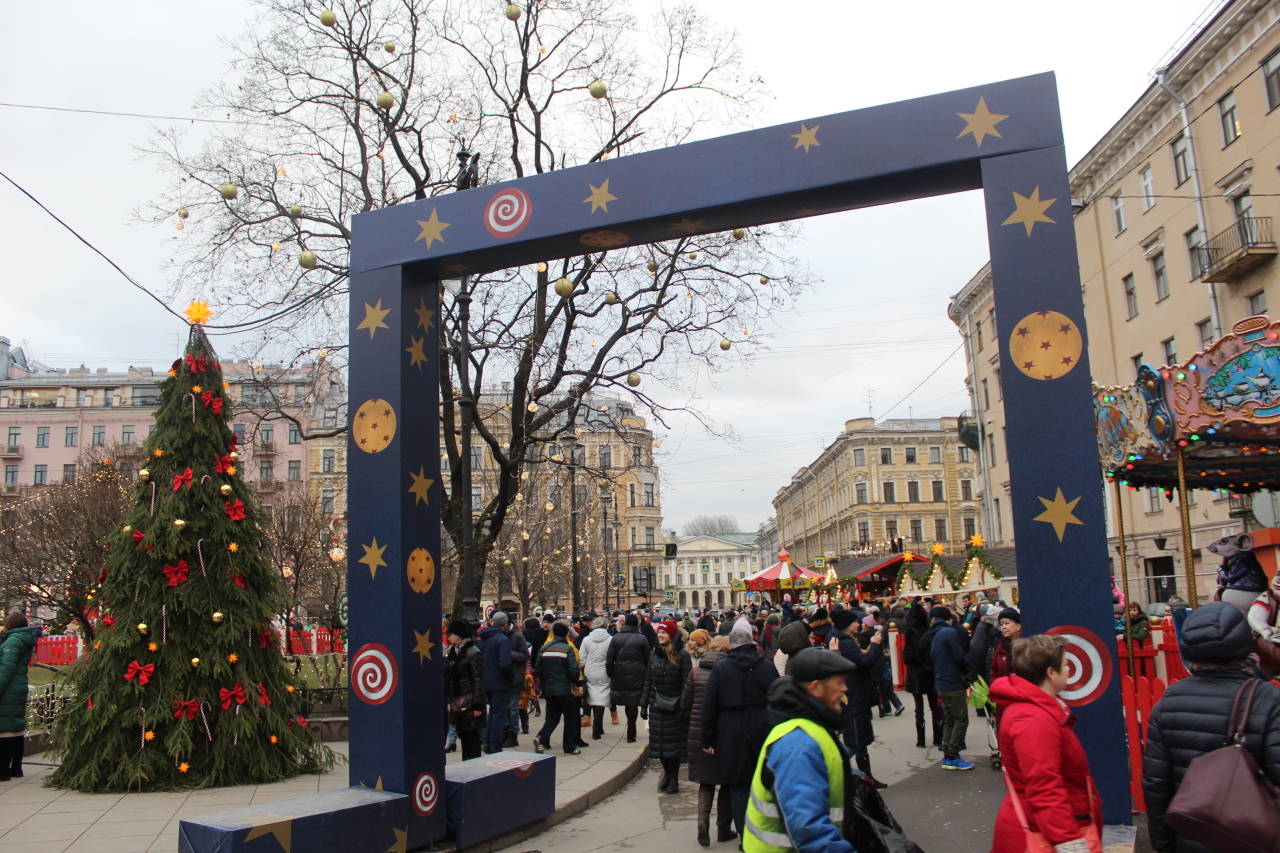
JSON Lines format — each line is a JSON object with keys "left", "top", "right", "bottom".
{"left": 50, "top": 312, "right": 335, "bottom": 791}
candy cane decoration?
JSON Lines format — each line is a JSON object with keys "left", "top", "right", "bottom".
{"left": 196, "top": 540, "right": 207, "bottom": 576}
{"left": 234, "top": 704, "right": 240, "bottom": 746}
{"left": 140, "top": 706, "right": 147, "bottom": 749}
{"left": 199, "top": 702, "right": 212, "bottom": 741}
{"left": 184, "top": 393, "right": 196, "bottom": 422}
{"left": 162, "top": 604, "right": 168, "bottom": 643}
{"left": 149, "top": 482, "right": 157, "bottom": 517}
{"left": 200, "top": 475, "right": 211, "bottom": 485}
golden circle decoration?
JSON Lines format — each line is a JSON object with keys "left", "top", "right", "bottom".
{"left": 406, "top": 548, "right": 436, "bottom": 594}
{"left": 352, "top": 399, "right": 398, "bottom": 453}
{"left": 580, "top": 230, "right": 628, "bottom": 248}
{"left": 1008, "top": 310, "right": 1082, "bottom": 381}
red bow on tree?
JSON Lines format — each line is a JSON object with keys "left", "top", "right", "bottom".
{"left": 132, "top": 529, "right": 146, "bottom": 545}
{"left": 173, "top": 697, "right": 200, "bottom": 720}
{"left": 163, "top": 561, "right": 190, "bottom": 586}
{"left": 201, "top": 391, "right": 224, "bottom": 414}
{"left": 231, "top": 572, "right": 246, "bottom": 588}
{"left": 225, "top": 499, "right": 246, "bottom": 521}
{"left": 297, "top": 716, "right": 308, "bottom": 728}
{"left": 214, "top": 453, "right": 234, "bottom": 474}
{"left": 173, "top": 468, "right": 193, "bottom": 492}
{"left": 102, "top": 614, "right": 116, "bottom": 628}
{"left": 124, "top": 661, "right": 155, "bottom": 685}
{"left": 258, "top": 682, "right": 271, "bottom": 706}
{"left": 98, "top": 567, "right": 109, "bottom": 584}
{"left": 220, "top": 683, "right": 247, "bottom": 710}
{"left": 229, "top": 433, "right": 239, "bottom": 450}
{"left": 185, "top": 353, "right": 207, "bottom": 374}
{"left": 259, "top": 629, "right": 275, "bottom": 649}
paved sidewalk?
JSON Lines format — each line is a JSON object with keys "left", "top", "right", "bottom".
{"left": 0, "top": 715, "right": 645, "bottom": 853}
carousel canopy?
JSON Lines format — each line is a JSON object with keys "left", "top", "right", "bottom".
{"left": 745, "top": 548, "right": 823, "bottom": 590}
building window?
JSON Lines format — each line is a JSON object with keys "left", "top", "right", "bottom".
{"left": 1163, "top": 337, "right": 1177, "bottom": 366}
{"left": 714, "top": 573, "right": 721, "bottom": 585}
{"left": 288, "top": 423, "right": 301, "bottom": 444}
{"left": 632, "top": 445, "right": 643, "bottom": 467}
{"left": 1112, "top": 193, "right": 1126, "bottom": 234}
{"left": 1266, "top": 50, "right": 1280, "bottom": 111}
{"left": 1172, "top": 135, "right": 1191, "bottom": 185}
{"left": 909, "top": 519, "right": 923, "bottom": 541}
{"left": 261, "top": 425, "right": 274, "bottom": 444}
{"left": 599, "top": 445, "right": 612, "bottom": 469}
{"left": 32, "top": 427, "right": 47, "bottom": 448}
{"left": 907, "top": 481, "right": 920, "bottom": 502}
{"left": 1152, "top": 252, "right": 1169, "bottom": 301}
{"left": 288, "top": 460, "right": 301, "bottom": 480}
{"left": 858, "top": 521, "right": 870, "bottom": 543}
{"left": 885, "top": 519, "right": 898, "bottom": 539}
{"left": 929, "top": 446, "right": 942, "bottom": 464}
{"left": 644, "top": 482, "right": 655, "bottom": 507}
{"left": 852, "top": 448, "right": 865, "bottom": 467}
{"left": 645, "top": 527, "right": 655, "bottom": 547}
{"left": 987, "top": 434, "right": 998, "bottom": 466}
{"left": 322, "top": 449, "right": 336, "bottom": 472}
{"left": 233, "top": 424, "right": 246, "bottom": 443}
{"left": 1146, "top": 486, "right": 1164, "bottom": 514}
{"left": 1234, "top": 191, "right": 1254, "bottom": 223}
{"left": 0, "top": 464, "right": 16, "bottom": 487}
{"left": 6, "top": 427, "right": 18, "bottom": 446}
{"left": 121, "top": 425, "right": 134, "bottom": 445}
{"left": 1139, "top": 166, "right": 1155, "bottom": 210}
{"left": 33, "top": 464, "right": 47, "bottom": 485}
{"left": 321, "top": 489, "right": 336, "bottom": 514}
{"left": 1185, "top": 227, "right": 1205, "bottom": 278}
{"left": 470, "top": 446, "right": 483, "bottom": 469}
{"left": 855, "top": 483, "right": 868, "bottom": 504}
{"left": 61, "top": 463, "right": 76, "bottom": 483}
{"left": 958, "top": 446, "right": 970, "bottom": 462}
{"left": 976, "top": 320, "right": 984, "bottom": 352}
{"left": 1219, "top": 90, "right": 1240, "bottom": 145}
{"left": 1197, "top": 318, "right": 1214, "bottom": 350}
{"left": 931, "top": 480, "right": 944, "bottom": 502}
{"left": 935, "top": 518, "right": 948, "bottom": 541}
{"left": 904, "top": 447, "right": 917, "bottom": 464}
{"left": 963, "top": 516, "right": 976, "bottom": 539}
{"left": 629, "top": 483, "right": 636, "bottom": 507}
{"left": 982, "top": 378, "right": 990, "bottom": 410}
{"left": 1250, "top": 290, "right": 1269, "bottom": 316}
{"left": 259, "top": 460, "right": 274, "bottom": 481}
{"left": 960, "top": 479, "right": 973, "bottom": 501}
{"left": 65, "top": 427, "right": 78, "bottom": 447}
{"left": 92, "top": 425, "right": 105, "bottom": 446}
{"left": 880, "top": 447, "right": 893, "bottom": 465}
{"left": 1123, "top": 274, "right": 1138, "bottom": 318}
{"left": 883, "top": 482, "right": 896, "bottom": 503}
{"left": 993, "top": 497, "right": 1004, "bottom": 542}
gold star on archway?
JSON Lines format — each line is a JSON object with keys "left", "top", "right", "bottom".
{"left": 956, "top": 97, "right": 1008, "bottom": 146}
{"left": 415, "top": 208, "right": 450, "bottom": 248}
{"left": 357, "top": 299, "right": 391, "bottom": 339}
{"left": 583, "top": 179, "right": 617, "bottom": 213}
{"left": 412, "top": 629, "right": 435, "bottom": 664}
{"left": 413, "top": 297, "right": 435, "bottom": 331}
{"left": 387, "top": 828, "right": 408, "bottom": 853}
{"left": 1034, "top": 488, "right": 1084, "bottom": 541}
{"left": 444, "top": 262, "right": 472, "bottom": 275}
{"left": 405, "top": 336, "right": 427, "bottom": 369}
{"left": 408, "top": 468, "right": 434, "bottom": 506}
{"left": 358, "top": 538, "right": 388, "bottom": 579}
{"left": 1002, "top": 187, "right": 1057, "bottom": 237}
{"left": 667, "top": 218, "right": 704, "bottom": 233}
{"left": 791, "top": 124, "right": 820, "bottom": 153}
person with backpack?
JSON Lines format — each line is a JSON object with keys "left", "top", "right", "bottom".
{"left": 775, "top": 610, "right": 812, "bottom": 675}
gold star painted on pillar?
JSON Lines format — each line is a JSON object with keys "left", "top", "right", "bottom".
{"left": 444, "top": 262, "right": 472, "bottom": 274}
{"left": 667, "top": 218, "right": 704, "bottom": 233}
{"left": 387, "top": 828, "right": 408, "bottom": 853}
{"left": 791, "top": 124, "right": 820, "bottom": 152}
{"left": 1034, "top": 488, "right": 1084, "bottom": 541}
{"left": 408, "top": 468, "right": 434, "bottom": 505}
{"left": 413, "top": 297, "right": 436, "bottom": 331}
{"left": 583, "top": 179, "right": 617, "bottom": 213}
{"left": 358, "top": 538, "right": 388, "bottom": 579}
{"left": 412, "top": 629, "right": 436, "bottom": 664}
{"left": 357, "top": 299, "right": 391, "bottom": 339}
{"left": 242, "top": 814, "right": 295, "bottom": 853}
{"left": 405, "top": 336, "right": 428, "bottom": 369}
{"left": 956, "top": 97, "right": 1008, "bottom": 146}
{"left": 414, "top": 208, "right": 450, "bottom": 248}
{"left": 1001, "top": 187, "right": 1057, "bottom": 237}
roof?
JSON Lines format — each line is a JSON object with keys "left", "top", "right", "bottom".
{"left": 833, "top": 547, "right": 1018, "bottom": 582}
{"left": 677, "top": 533, "right": 756, "bottom": 549}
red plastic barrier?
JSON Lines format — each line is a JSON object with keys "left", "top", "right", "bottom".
{"left": 894, "top": 631, "right": 907, "bottom": 690}
{"left": 33, "top": 636, "right": 79, "bottom": 665}
{"left": 1156, "top": 617, "right": 1188, "bottom": 684}
{"left": 1120, "top": 674, "right": 1167, "bottom": 813}
{"left": 1118, "top": 637, "right": 1158, "bottom": 679}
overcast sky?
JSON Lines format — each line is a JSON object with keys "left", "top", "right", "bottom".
{"left": 0, "top": 0, "right": 1224, "bottom": 536}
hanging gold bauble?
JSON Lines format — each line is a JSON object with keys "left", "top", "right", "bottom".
{"left": 229, "top": 451, "right": 240, "bottom": 462}
{"left": 376, "top": 91, "right": 395, "bottom": 110}
{"left": 177, "top": 208, "right": 190, "bottom": 220}
{"left": 627, "top": 373, "right": 641, "bottom": 387}
{"left": 220, "top": 484, "right": 233, "bottom": 496}
{"left": 289, "top": 204, "right": 302, "bottom": 217}
{"left": 137, "top": 623, "right": 149, "bottom": 635}
{"left": 759, "top": 276, "right": 769, "bottom": 285}
{"left": 589, "top": 80, "right": 608, "bottom": 99}
{"left": 732, "top": 228, "right": 745, "bottom": 240}
{"left": 299, "top": 250, "right": 318, "bottom": 269}
{"left": 571, "top": 321, "right": 579, "bottom": 329}
{"left": 647, "top": 260, "right": 659, "bottom": 273}
{"left": 503, "top": 559, "right": 513, "bottom": 567}
{"left": 174, "top": 519, "right": 187, "bottom": 530}
{"left": 521, "top": 556, "right": 529, "bottom": 563}
{"left": 122, "top": 525, "right": 132, "bottom": 534}
{"left": 328, "top": 546, "right": 346, "bottom": 563}
{"left": 384, "top": 41, "right": 396, "bottom": 53}
{"left": 212, "top": 612, "right": 225, "bottom": 624}
{"left": 554, "top": 277, "right": 574, "bottom": 298}
{"left": 604, "top": 292, "right": 618, "bottom": 304}
{"left": 688, "top": 253, "right": 697, "bottom": 260}
{"left": 597, "top": 479, "right": 608, "bottom": 488}
{"left": 139, "top": 469, "right": 150, "bottom": 481}
{"left": 220, "top": 183, "right": 239, "bottom": 200}
{"left": 319, "top": 9, "right": 337, "bottom": 26}
{"left": 720, "top": 339, "right": 732, "bottom": 351}
{"left": 191, "top": 657, "right": 201, "bottom": 667}
{"left": 505, "top": 3, "right": 522, "bottom": 20}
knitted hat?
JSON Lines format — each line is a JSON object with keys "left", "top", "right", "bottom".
{"left": 446, "top": 619, "right": 473, "bottom": 639}
{"left": 998, "top": 608, "right": 1021, "bottom": 624}
{"left": 930, "top": 606, "right": 952, "bottom": 622}
{"left": 831, "top": 610, "right": 859, "bottom": 630}
{"left": 490, "top": 611, "right": 509, "bottom": 627}
{"left": 730, "top": 626, "right": 754, "bottom": 649}
{"left": 689, "top": 629, "right": 712, "bottom": 647}
{"left": 657, "top": 620, "right": 680, "bottom": 638}
{"left": 624, "top": 613, "right": 639, "bottom": 627}
{"left": 811, "top": 607, "right": 829, "bottom": 622}
{"left": 552, "top": 621, "right": 570, "bottom": 638}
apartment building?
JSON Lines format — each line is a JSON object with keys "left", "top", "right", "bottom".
{"left": 772, "top": 417, "right": 981, "bottom": 568}
{"left": 949, "top": 0, "right": 1280, "bottom": 604}
{"left": 662, "top": 533, "right": 759, "bottom": 611}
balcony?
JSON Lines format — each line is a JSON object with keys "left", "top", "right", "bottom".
{"left": 255, "top": 441, "right": 278, "bottom": 455}
{"left": 1, "top": 445, "right": 22, "bottom": 459}
{"left": 255, "top": 478, "right": 279, "bottom": 492}
{"left": 1198, "top": 216, "right": 1277, "bottom": 282}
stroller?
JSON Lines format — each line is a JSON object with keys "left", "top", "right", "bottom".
{"left": 968, "top": 676, "right": 1001, "bottom": 770}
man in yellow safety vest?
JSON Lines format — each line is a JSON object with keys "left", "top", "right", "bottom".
{"left": 744, "top": 648, "right": 856, "bottom": 853}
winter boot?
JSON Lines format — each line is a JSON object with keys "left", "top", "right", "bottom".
{"left": 696, "top": 785, "right": 713, "bottom": 847}
{"left": 664, "top": 758, "right": 680, "bottom": 794}
{"left": 657, "top": 762, "right": 670, "bottom": 793}
{"left": 611, "top": 709, "right": 620, "bottom": 726}
{"left": 856, "top": 754, "right": 888, "bottom": 790}
{"left": 716, "top": 784, "right": 738, "bottom": 842}
{"left": 915, "top": 720, "right": 927, "bottom": 749}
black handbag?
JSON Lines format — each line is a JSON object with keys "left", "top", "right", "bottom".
{"left": 653, "top": 690, "right": 680, "bottom": 713}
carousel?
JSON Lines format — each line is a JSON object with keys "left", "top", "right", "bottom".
{"left": 737, "top": 549, "right": 823, "bottom": 600}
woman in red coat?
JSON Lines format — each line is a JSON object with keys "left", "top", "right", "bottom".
{"left": 988, "top": 635, "right": 1101, "bottom": 853}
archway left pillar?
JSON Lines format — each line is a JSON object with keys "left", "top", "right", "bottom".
{"left": 347, "top": 264, "right": 445, "bottom": 845}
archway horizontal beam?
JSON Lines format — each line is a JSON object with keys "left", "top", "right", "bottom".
{"left": 351, "top": 73, "right": 1062, "bottom": 277}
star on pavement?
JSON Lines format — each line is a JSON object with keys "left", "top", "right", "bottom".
{"left": 241, "top": 813, "right": 295, "bottom": 853}
{"left": 405, "top": 336, "right": 428, "bottom": 369}
{"left": 357, "top": 299, "right": 391, "bottom": 339}
{"left": 1034, "top": 488, "right": 1084, "bottom": 542}
{"left": 408, "top": 468, "right": 434, "bottom": 505}
{"left": 414, "top": 208, "right": 450, "bottom": 248}
{"left": 358, "top": 538, "right": 388, "bottom": 579}
{"left": 583, "top": 179, "right": 617, "bottom": 213}
{"left": 1002, "top": 187, "right": 1057, "bottom": 237}
{"left": 412, "top": 629, "right": 435, "bottom": 664}
{"left": 791, "top": 123, "right": 820, "bottom": 153}
{"left": 956, "top": 97, "right": 1008, "bottom": 146}
{"left": 388, "top": 827, "right": 409, "bottom": 853}
{"left": 667, "top": 217, "right": 704, "bottom": 233}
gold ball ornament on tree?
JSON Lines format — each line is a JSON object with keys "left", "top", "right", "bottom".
{"left": 289, "top": 204, "right": 302, "bottom": 217}
{"left": 554, "top": 277, "right": 574, "bottom": 298}
{"left": 177, "top": 208, "right": 190, "bottom": 220}
{"left": 220, "top": 484, "right": 233, "bottom": 496}
{"left": 759, "top": 276, "right": 769, "bottom": 285}
{"left": 174, "top": 519, "right": 187, "bottom": 530}
{"left": 589, "top": 80, "right": 608, "bottom": 99}
{"left": 319, "top": 9, "right": 337, "bottom": 26}
{"left": 503, "top": 559, "right": 513, "bottom": 567}
{"left": 191, "top": 657, "right": 200, "bottom": 668}
{"left": 720, "top": 339, "right": 732, "bottom": 351}
{"left": 229, "top": 451, "right": 240, "bottom": 462}
{"left": 384, "top": 41, "right": 396, "bottom": 53}
{"left": 505, "top": 3, "right": 521, "bottom": 20}
{"left": 220, "top": 183, "right": 239, "bottom": 200}
{"left": 137, "top": 623, "right": 149, "bottom": 635}
{"left": 212, "top": 612, "right": 225, "bottom": 624}
{"left": 627, "top": 373, "right": 641, "bottom": 387}
{"left": 604, "top": 291, "right": 618, "bottom": 304}
{"left": 732, "top": 228, "right": 745, "bottom": 240}
{"left": 122, "top": 525, "right": 132, "bottom": 534}
{"left": 597, "top": 479, "right": 609, "bottom": 488}
{"left": 376, "top": 91, "right": 395, "bottom": 110}
{"left": 138, "top": 469, "right": 150, "bottom": 482}
{"left": 647, "top": 260, "right": 659, "bottom": 273}
{"left": 299, "top": 250, "right": 318, "bottom": 270}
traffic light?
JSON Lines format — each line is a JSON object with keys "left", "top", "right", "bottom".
{"left": 663, "top": 543, "right": 678, "bottom": 558}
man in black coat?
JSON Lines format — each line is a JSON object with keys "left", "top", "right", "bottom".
{"left": 701, "top": 626, "right": 779, "bottom": 838}
{"left": 1144, "top": 602, "right": 1280, "bottom": 853}
{"left": 606, "top": 613, "right": 650, "bottom": 742}
{"left": 831, "top": 609, "right": 887, "bottom": 787}
{"left": 502, "top": 614, "right": 530, "bottom": 747}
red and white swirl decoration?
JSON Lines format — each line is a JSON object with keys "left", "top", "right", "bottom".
{"left": 484, "top": 757, "right": 534, "bottom": 778}
{"left": 413, "top": 771, "right": 438, "bottom": 817}
{"left": 351, "top": 643, "right": 399, "bottom": 705}
{"left": 1044, "top": 625, "right": 1113, "bottom": 707}
{"left": 484, "top": 188, "right": 532, "bottom": 238}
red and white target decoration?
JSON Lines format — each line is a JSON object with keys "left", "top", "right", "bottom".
{"left": 484, "top": 188, "right": 532, "bottom": 238}
{"left": 350, "top": 643, "right": 399, "bottom": 705}
{"left": 484, "top": 603, "right": 496, "bottom": 621}
{"left": 1044, "top": 625, "right": 1113, "bottom": 707}
{"left": 413, "top": 771, "right": 439, "bottom": 816}
{"left": 483, "top": 757, "right": 534, "bottom": 779}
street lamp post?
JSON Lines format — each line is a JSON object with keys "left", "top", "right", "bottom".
{"left": 453, "top": 149, "right": 481, "bottom": 626}
{"left": 565, "top": 440, "right": 582, "bottom": 615}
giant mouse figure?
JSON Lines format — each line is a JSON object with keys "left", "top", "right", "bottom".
{"left": 1207, "top": 533, "right": 1269, "bottom": 614}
